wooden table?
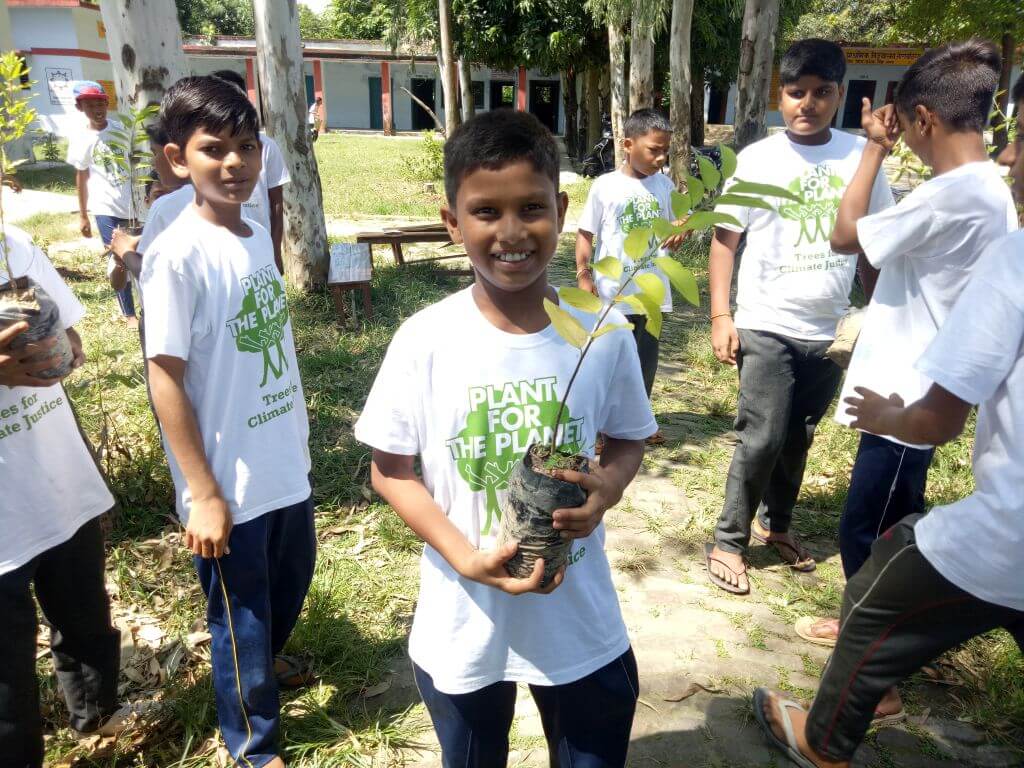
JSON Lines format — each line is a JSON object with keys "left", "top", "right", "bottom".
{"left": 355, "top": 223, "right": 472, "bottom": 275}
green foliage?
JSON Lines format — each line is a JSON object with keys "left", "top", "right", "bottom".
{"left": 36, "top": 132, "right": 60, "bottom": 163}
{"left": 894, "top": 0, "right": 1024, "bottom": 44}
{"left": 0, "top": 52, "right": 37, "bottom": 282}
{"left": 175, "top": 0, "right": 254, "bottom": 36}
{"left": 400, "top": 130, "right": 444, "bottom": 182}
{"left": 101, "top": 104, "right": 160, "bottom": 229}
{"left": 789, "top": 0, "right": 899, "bottom": 45}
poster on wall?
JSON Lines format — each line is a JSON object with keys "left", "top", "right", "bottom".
{"left": 46, "top": 67, "right": 74, "bottom": 105}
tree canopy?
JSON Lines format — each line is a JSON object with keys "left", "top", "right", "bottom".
{"left": 175, "top": 0, "right": 254, "bottom": 36}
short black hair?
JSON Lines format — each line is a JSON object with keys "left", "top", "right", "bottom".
{"left": 895, "top": 38, "right": 1000, "bottom": 132}
{"left": 779, "top": 39, "right": 846, "bottom": 85}
{"left": 145, "top": 121, "right": 169, "bottom": 147}
{"left": 1012, "top": 73, "right": 1024, "bottom": 107}
{"left": 211, "top": 68, "right": 247, "bottom": 93}
{"left": 161, "top": 76, "right": 260, "bottom": 148}
{"left": 443, "top": 110, "right": 559, "bottom": 205}
{"left": 623, "top": 108, "right": 671, "bottom": 138}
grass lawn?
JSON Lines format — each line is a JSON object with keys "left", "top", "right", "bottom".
{"left": 17, "top": 163, "right": 76, "bottom": 194}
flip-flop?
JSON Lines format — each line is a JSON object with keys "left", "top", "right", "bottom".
{"left": 751, "top": 520, "right": 816, "bottom": 572}
{"left": 872, "top": 708, "right": 906, "bottom": 727}
{"left": 645, "top": 431, "right": 667, "bottom": 446}
{"left": 752, "top": 687, "right": 818, "bottom": 768}
{"left": 275, "top": 654, "right": 316, "bottom": 689}
{"left": 704, "top": 542, "right": 750, "bottom": 595}
{"left": 795, "top": 616, "right": 838, "bottom": 647}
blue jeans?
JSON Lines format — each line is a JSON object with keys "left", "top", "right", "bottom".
{"left": 838, "top": 433, "right": 933, "bottom": 578}
{"left": 414, "top": 649, "right": 639, "bottom": 768}
{"left": 194, "top": 496, "right": 316, "bottom": 767}
{"left": 94, "top": 214, "right": 134, "bottom": 317}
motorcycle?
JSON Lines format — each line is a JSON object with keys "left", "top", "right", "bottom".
{"left": 580, "top": 115, "right": 615, "bottom": 178}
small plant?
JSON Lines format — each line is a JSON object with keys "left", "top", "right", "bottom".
{"left": 401, "top": 130, "right": 444, "bottom": 182}
{"left": 35, "top": 131, "right": 60, "bottom": 163}
{"left": 0, "top": 52, "right": 36, "bottom": 283}
{"left": 101, "top": 102, "right": 159, "bottom": 232}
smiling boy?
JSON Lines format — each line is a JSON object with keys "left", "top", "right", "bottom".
{"left": 140, "top": 77, "right": 313, "bottom": 768}
{"left": 356, "top": 110, "right": 655, "bottom": 767}
{"left": 704, "top": 39, "right": 894, "bottom": 594}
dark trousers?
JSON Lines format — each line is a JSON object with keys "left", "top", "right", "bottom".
{"left": 630, "top": 315, "right": 659, "bottom": 397}
{"left": 806, "top": 516, "right": 1024, "bottom": 761}
{"left": 715, "top": 329, "right": 842, "bottom": 554}
{"left": 94, "top": 214, "right": 135, "bottom": 317}
{"left": 0, "top": 517, "right": 120, "bottom": 768}
{"left": 414, "top": 649, "right": 639, "bottom": 768}
{"left": 839, "top": 433, "right": 933, "bottom": 578}
{"left": 195, "top": 496, "right": 316, "bottom": 767}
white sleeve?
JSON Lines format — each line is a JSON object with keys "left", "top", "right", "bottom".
{"left": 26, "top": 243, "right": 85, "bottom": 328}
{"left": 576, "top": 179, "right": 603, "bottom": 236}
{"left": 916, "top": 247, "right": 1024, "bottom": 405}
{"left": 65, "top": 134, "right": 90, "bottom": 171}
{"left": 141, "top": 251, "right": 200, "bottom": 361}
{"left": 262, "top": 137, "right": 291, "bottom": 188}
{"left": 867, "top": 165, "right": 896, "bottom": 214}
{"left": 353, "top": 325, "right": 421, "bottom": 455}
{"left": 856, "top": 193, "right": 934, "bottom": 268}
{"left": 598, "top": 332, "right": 658, "bottom": 440}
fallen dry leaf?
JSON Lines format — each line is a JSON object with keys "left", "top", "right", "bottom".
{"left": 663, "top": 679, "right": 723, "bottom": 702}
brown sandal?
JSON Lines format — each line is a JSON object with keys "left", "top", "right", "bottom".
{"left": 704, "top": 542, "right": 750, "bottom": 594}
{"left": 752, "top": 519, "right": 815, "bottom": 572}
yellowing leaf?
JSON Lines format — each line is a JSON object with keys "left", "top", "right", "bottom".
{"left": 682, "top": 211, "right": 743, "bottom": 231}
{"left": 728, "top": 179, "right": 802, "bottom": 202}
{"left": 593, "top": 256, "right": 623, "bottom": 281}
{"left": 714, "top": 193, "right": 774, "bottom": 211}
{"left": 635, "top": 294, "right": 662, "bottom": 338}
{"left": 686, "top": 175, "right": 705, "bottom": 204}
{"left": 622, "top": 295, "right": 648, "bottom": 316}
{"left": 558, "top": 286, "right": 603, "bottom": 314}
{"left": 593, "top": 321, "right": 633, "bottom": 338}
{"left": 543, "top": 298, "right": 588, "bottom": 349}
{"left": 635, "top": 272, "right": 666, "bottom": 306}
{"left": 651, "top": 217, "right": 683, "bottom": 242}
{"left": 697, "top": 155, "right": 721, "bottom": 191}
{"left": 624, "top": 227, "right": 653, "bottom": 261}
{"left": 655, "top": 256, "right": 700, "bottom": 307}
{"left": 719, "top": 144, "right": 737, "bottom": 180}
{"left": 671, "top": 189, "right": 691, "bottom": 219}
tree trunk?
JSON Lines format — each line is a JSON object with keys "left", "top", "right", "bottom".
{"left": 562, "top": 67, "right": 579, "bottom": 158}
{"left": 458, "top": 57, "right": 474, "bottom": 122}
{"left": 608, "top": 22, "right": 627, "bottom": 167}
{"left": 585, "top": 66, "right": 603, "bottom": 151}
{"left": 668, "top": 0, "right": 695, "bottom": 186}
{"left": 97, "top": 0, "right": 187, "bottom": 110}
{"left": 438, "top": 0, "right": 460, "bottom": 136}
{"left": 991, "top": 31, "right": 1014, "bottom": 155}
{"left": 252, "top": 0, "right": 329, "bottom": 291}
{"left": 733, "top": 0, "right": 780, "bottom": 150}
{"left": 690, "top": 68, "right": 705, "bottom": 149}
{"left": 629, "top": 12, "right": 655, "bottom": 111}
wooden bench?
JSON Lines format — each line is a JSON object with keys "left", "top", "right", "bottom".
{"left": 355, "top": 223, "right": 473, "bottom": 275}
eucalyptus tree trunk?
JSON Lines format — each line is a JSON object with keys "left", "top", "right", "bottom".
{"left": 668, "top": 0, "right": 695, "bottom": 186}
{"left": 458, "top": 57, "right": 474, "bottom": 121}
{"left": 438, "top": 0, "right": 460, "bottom": 135}
{"left": 608, "top": 22, "right": 627, "bottom": 167}
{"left": 585, "top": 67, "right": 603, "bottom": 150}
{"left": 562, "top": 67, "right": 579, "bottom": 157}
{"left": 97, "top": 0, "right": 187, "bottom": 109}
{"left": 733, "top": 0, "right": 780, "bottom": 149}
{"left": 690, "top": 68, "right": 705, "bottom": 149}
{"left": 629, "top": 13, "right": 655, "bottom": 111}
{"left": 252, "top": 0, "right": 329, "bottom": 290}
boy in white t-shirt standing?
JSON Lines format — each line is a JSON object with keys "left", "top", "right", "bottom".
{"left": 704, "top": 40, "right": 894, "bottom": 594}
{"left": 0, "top": 227, "right": 124, "bottom": 767}
{"left": 356, "top": 110, "right": 655, "bottom": 767}
{"left": 576, "top": 108, "right": 684, "bottom": 442}
{"left": 66, "top": 81, "right": 137, "bottom": 325}
{"left": 797, "top": 40, "right": 1018, "bottom": 649}
{"left": 141, "top": 77, "right": 313, "bottom": 768}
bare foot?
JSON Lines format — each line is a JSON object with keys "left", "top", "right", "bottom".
{"left": 124, "top": 315, "right": 139, "bottom": 329}
{"left": 709, "top": 545, "right": 748, "bottom": 592}
{"left": 265, "top": 758, "right": 286, "bottom": 768}
{"left": 875, "top": 686, "right": 903, "bottom": 718}
{"left": 760, "top": 689, "right": 849, "bottom": 768}
{"left": 809, "top": 617, "right": 839, "bottom": 642}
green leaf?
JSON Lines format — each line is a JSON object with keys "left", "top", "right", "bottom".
{"left": 655, "top": 256, "right": 700, "bottom": 306}
{"left": 543, "top": 298, "right": 588, "bottom": 349}
{"left": 681, "top": 211, "right": 743, "bottom": 231}
{"left": 635, "top": 294, "right": 662, "bottom": 338}
{"left": 686, "top": 175, "right": 705, "bottom": 203}
{"left": 593, "top": 256, "right": 623, "bottom": 281}
{"left": 624, "top": 227, "right": 653, "bottom": 261}
{"left": 651, "top": 217, "right": 683, "bottom": 242}
{"left": 592, "top": 322, "right": 633, "bottom": 338}
{"left": 719, "top": 144, "right": 738, "bottom": 180}
{"left": 635, "top": 272, "right": 665, "bottom": 306}
{"left": 558, "top": 286, "right": 603, "bottom": 314}
{"left": 727, "top": 179, "right": 802, "bottom": 203}
{"left": 670, "top": 189, "right": 691, "bottom": 219}
{"left": 697, "top": 155, "right": 721, "bottom": 191}
{"left": 713, "top": 193, "right": 774, "bottom": 211}
{"left": 622, "top": 295, "right": 648, "bottom": 316}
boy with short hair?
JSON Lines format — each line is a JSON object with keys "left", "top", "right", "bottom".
{"left": 141, "top": 76, "right": 314, "bottom": 768}
{"left": 0, "top": 227, "right": 125, "bottom": 767}
{"left": 576, "top": 107, "right": 684, "bottom": 439}
{"left": 704, "top": 39, "right": 894, "bottom": 594}
{"left": 212, "top": 69, "right": 291, "bottom": 273}
{"left": 753, "top": 80, "right": 1024, "bottom": 765}
{"left": 356, "top": 110, "right": 655, "bottom": 767}
{"left": 798, "top": 38, "right": 1018, "bottom": 648}
{"left": 66, "top": 81, "right": 137, "bottom": 325}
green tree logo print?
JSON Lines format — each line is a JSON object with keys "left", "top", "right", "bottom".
{"left": 618, "top": 194, "right": 662, "bottom": 234}
{"left": 226, "top": 265, "right": 290, "bottom": 387}
{"left": 777, "top": 165, "right": 845, "bottom": 246}
{"left": 446, "top": 377, "right": 584, "bottom": 535}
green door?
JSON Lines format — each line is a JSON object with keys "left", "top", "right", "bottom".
{"left": 369, "top": 76, "right": 383, "bottom": 130}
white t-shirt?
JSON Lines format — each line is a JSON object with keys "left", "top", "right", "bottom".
{"left": 242, "top": 133, "right": 291, "bottom": 235}
{"left": 354, "top": 287, "right": 657, "bottom": 694}
{"left": 578, "top": 169, "right": 675, "bottom": 313}
{"left": 138, "top": 185, "right": 194, "bottom": 255}
{"left": 0, "top": 226, "right": 114, "bottom": 576}
{"left": 66, "top": 119, "right": 133, "bottom": 219}
{"left": 308, "top": 102, "right": 318, "bottom": 126}
{"left": 716, "top": 130, "right": 894, "bottom": 340}
{"left": 140, "top": 205, "right": 310, "bottom": 524}
{"left": 914, "top": 232, "right": 1024, "bottom": 611}
{"left": 836, "top": 161, "right": 1018, "bottom": 446}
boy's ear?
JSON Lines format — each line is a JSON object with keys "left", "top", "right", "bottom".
{"left": 164, "top": 142, "right": 191, "bottom": 181}
{"left": 914, "top": 104, "right": 934, "bottom": 134}
{"left": 556, "top": 191, "right": 569, "bottom": 235}
{"left": 440, "top": 203, "right": 463, "bottom": 244}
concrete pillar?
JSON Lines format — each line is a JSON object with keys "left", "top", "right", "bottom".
{"left": 517, "top": 66, "right": 527, "bottom": 111}
{"left": 381, "top": 61, "right": 394, "bottom": 135}
{"left": 245, "top": 57, "right": 257, "bottom": 105}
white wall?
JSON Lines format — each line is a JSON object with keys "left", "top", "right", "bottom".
{"left": 9, "top": 7, "right": 77, "bottom": 51}
{"left": 187, "top": 55, "right": 246, "bottom": 78}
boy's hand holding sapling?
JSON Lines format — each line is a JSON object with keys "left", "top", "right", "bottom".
{"left": 0, "top": 322, "right": 64, "bottom": 387}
